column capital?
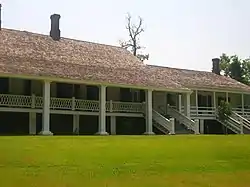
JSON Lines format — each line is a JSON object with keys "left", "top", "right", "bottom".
{"left": 43, "top": 80, "right": 52, "bottom": 84}
{"left": 99, "top": 85, "right": 107, "bottom": 88}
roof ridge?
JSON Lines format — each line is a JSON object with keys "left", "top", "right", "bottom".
{"left": 1, "top": 27, "right": 125, "bottom": 51}
{"left": 147, "top": 64, "right": 211, "bottom": 73}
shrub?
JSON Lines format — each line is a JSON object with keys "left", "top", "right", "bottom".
{"left": 217, "top": 100, "right": 232, "bottom": 122}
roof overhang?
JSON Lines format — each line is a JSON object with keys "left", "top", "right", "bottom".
{"left": 189, "top": 87, "right": 250, "bottom": 95}
{"left": 0, "top": 73, "right": 192, "bottom": 94}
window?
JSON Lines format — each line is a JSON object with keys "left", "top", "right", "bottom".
{"left": 130, "top": 89, "right": 140, "bottom": 102}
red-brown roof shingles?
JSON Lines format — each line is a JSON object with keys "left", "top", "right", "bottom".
{"left": 0, "top": 28, "right": 186, "bottom": 91}
{"left": 0, "top": 28, "right": 250, "bottom": 92}
{"left": 147, "top": 65, "right": 250, "bottom": 92}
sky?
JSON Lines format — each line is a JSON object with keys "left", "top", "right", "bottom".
{"left": 1, "top": 0, "right": 250, "bottom": 71}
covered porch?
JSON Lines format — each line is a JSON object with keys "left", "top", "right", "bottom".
{"left": 0, "top": 77, "right": 189, "bottom": 135}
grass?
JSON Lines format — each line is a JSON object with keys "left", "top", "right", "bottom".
{"left": 0, "top": 135, "right": 250, "bottom": 187}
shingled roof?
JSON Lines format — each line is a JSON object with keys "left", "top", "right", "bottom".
{"left": 0, "top": 28, "right": 187, "bottom": 92}
{"left": 147, "top": 65, "right": 250, "bottom": 92}
{"left": 0, "top": 28, "right": 249, "bottom": 93}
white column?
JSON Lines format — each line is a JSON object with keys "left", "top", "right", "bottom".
{"left": 213, "top": 92, "right": 216, "bottom": 108}
{"left": 226, "top": 92, "right": 229, "bottom": 102}
{"left": 96, "top": 85, "right": 108, "bottom": 135}
{"left": 195, "top": 90, "right": 198, "bottom": 116}
{"left": 184, "top": 93, "right": 191, "bottom": 118}
{"left": 194, "top": 119, "right": 200, "bottom": 134}
{"left": 39, "top": 80, "right": 53, "bottom": 135}
{"left": 29, "top": 94, "right": 36, "bottom": 135}
{"left": 242, "top": 94, "right": 245, "bottom": 115}
{"left": 110, "top": 116, "right": 116, "bottom": 135}
{"left": 200, "top": 119, "right": 204, "bottom": 134}
{"left": 240, "top": 118, "right": 244, "bottom": 134}
{"left": 73, "top": 115, "right": 80, "bottom": 135}
{"left": 169, "top": 118, "right": 175, "bottom": 135}
{"left": 144, "top": 89, "right": 154, "bottom": 135}
{"left": 29, "top": 112, "right": 36, "bottom": 135}
{"left": 178, "top": 94, "right": 182, "bottom": 113}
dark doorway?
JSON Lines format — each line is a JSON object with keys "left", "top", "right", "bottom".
{"left": 0, "top": 78, "right": 9, "bottom": 94}
{"left": 87, "top": 86, "right": 99, "bottom": 100}
{"left": 0, "top": 112, "right": 29, "bottom": 135}
{"left": 204, "top": 120, "right": 235, "bottom": 134}
{"left": 57, "top": 83, "right": 74, "bottom": 98}
{"left": 116, "top": 117, "right": 145, "bottom": 135}
{"left": 198, "top": 94, "right": 212, "bottom": 107}
{"left": 79, "top": 115, "right": 99, "bottom": 135}
{"left": 50, "top": 114, "right": 73, "bottom": 135}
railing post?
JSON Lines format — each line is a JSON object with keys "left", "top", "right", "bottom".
{"left": 170, "top": 118, "right": 175, "bottom": 135}
{"left": 30, "top": 93, "right": 36, "bottom": 135}
{"left": 195, "top": 90, "right": 198, "bottom": 117}
{"left": 110, "top": 100, "right": 113, "bottom": 112}
{"left": 240, "top": 123, "right": 244, "bottom": 134}
{"left": 142, "top": 102, "right": 146, "bottom": 115}
{"left": 72, "top": 97, "right": 75, "bottom": 111}
{"left": 31, "top": 94, "right": 36, "bottom": 109}
{"left": 242, "top": 93, "right": 245, "bottom": 116}
{"left": 194, "top": 119, "right": 200, "bottom": 134}
{"left": 240, "top": 118, "right": 244, "bottom": 134}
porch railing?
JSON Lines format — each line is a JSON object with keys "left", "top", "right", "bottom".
{"left": 177, "top": 106, "right": 216, "bottom": 118}
{"left": 232, "top": 108, "right": 250, "bottom": 119}
{"left": 0, "top": 94, "right": 144, "bottom": 113}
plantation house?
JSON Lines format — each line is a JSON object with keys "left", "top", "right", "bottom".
{"left": 0, "top": 13, "right": 250, "bottom": 135}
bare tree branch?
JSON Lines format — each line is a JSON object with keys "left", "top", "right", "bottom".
{"left": 120, "top": 13, "right": 149, "bottom": 62}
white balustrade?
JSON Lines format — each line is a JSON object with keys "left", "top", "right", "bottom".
{"left": 50, "top": 97, "right": 72, "bottom": 110}
{"left": 111, "top": 101, "right": 143, "bottom": 113}
{"left": 0, "top": 94, "right": 32, "bottom": 107}
{"left": 75, "top": 99, "right": 99, "bottom": 111}
{"left": 0, "top": 94, "right": 145, "bottom": 113}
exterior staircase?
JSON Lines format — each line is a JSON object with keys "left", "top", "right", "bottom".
{"left": 152, "top": 109, "right": 175, "bottom": 135}
{"left": 216, "top": 112, "right": 250, "bottom": 134}
{"left": 166, "top": 105, "right": 199, "bottom": 134}
{"left": 231, "top": 112, "right": 250, "bottom": 134}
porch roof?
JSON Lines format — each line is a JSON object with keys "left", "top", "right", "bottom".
{"left": 147, "top": 65, "right": 250, "bottom": 93}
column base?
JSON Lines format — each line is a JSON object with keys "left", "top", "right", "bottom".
{"left": 143, "top": 132, "right": 155, "bottom": 135}
{"left": 39, "top": 131, "right": 53, "bottom": 136}
{"left": 95, "top": 131, "right": 109, "bottom": 136}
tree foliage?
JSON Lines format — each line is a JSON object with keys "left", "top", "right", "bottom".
{"left": 120, "top": 13, "right": 149, "bottom": 62}
{"left": 219, "top": 53, "right": 250, "bottom": 85}
{"left": 217, "top": 100, "right": 232, "bottom": 122}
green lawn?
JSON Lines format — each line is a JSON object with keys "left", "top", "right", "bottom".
{"left": 0, "top": 135, "right": 250, "bottom": 187}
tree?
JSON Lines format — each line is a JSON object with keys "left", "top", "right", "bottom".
{"left": 219, "top": 53, "right": 250, "bottom": 85}
{"left": 120, "top": 13, "right": 149, "bottom": 62}
{"left": 242, "top": 58, "right": 250, "bottom": 84}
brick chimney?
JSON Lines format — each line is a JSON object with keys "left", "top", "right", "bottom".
{"left": 50, "top": 14, "right": 61, "bottom": 41}
{"left": 212, "top": 58, "right": 221, "bottom": 75}
{"left": 0, "top": 4, "right": 2, "bottom": 30}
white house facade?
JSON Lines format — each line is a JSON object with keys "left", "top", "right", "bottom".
{"left": 0, "top": 12, "right": 250, "bottom": 135}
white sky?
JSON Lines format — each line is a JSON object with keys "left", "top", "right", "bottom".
{"left": 1, "top": 0, "right": 250, "bottom": 71}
